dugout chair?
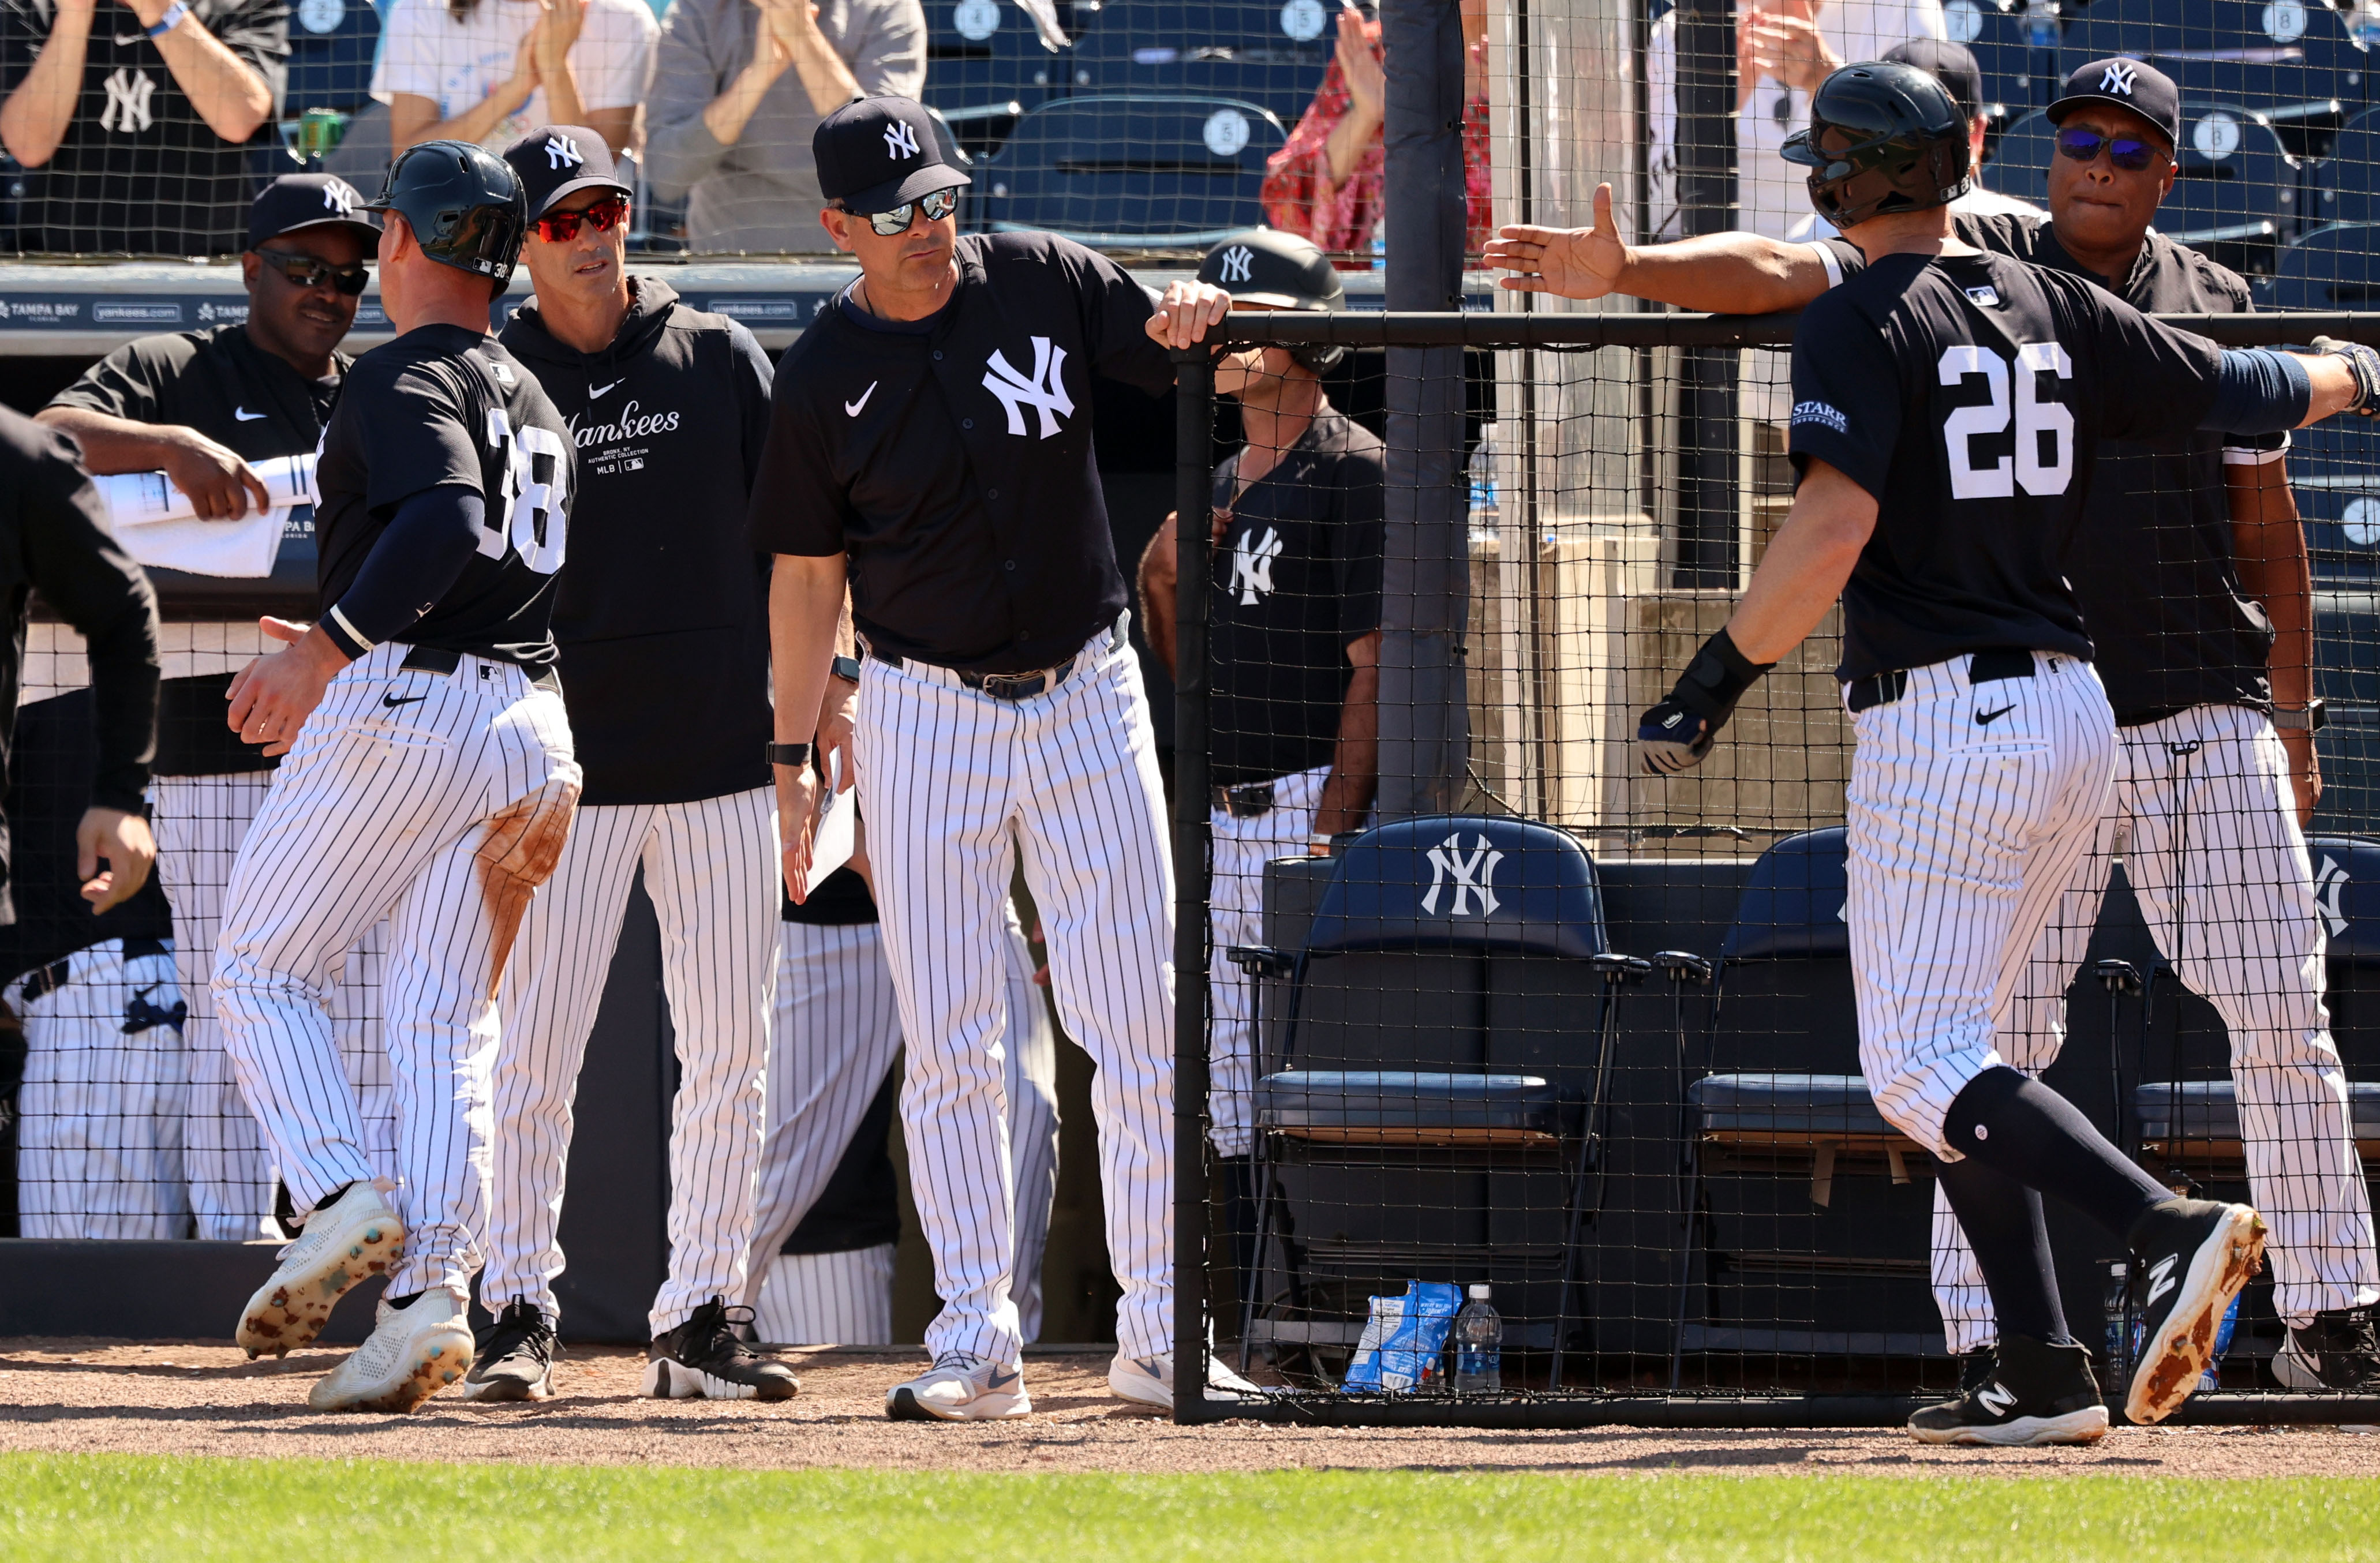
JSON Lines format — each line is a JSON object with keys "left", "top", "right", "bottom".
{"left": 2312, "top": 107, "right": 2380, "bottom": 226}
{"left": 1945, "top": 0, "right": 2064, "bottom": 125}
{"left": 921, "top": 0, "right": 1089, "bottom": 155}
{"left": 2265, "top": 221, "right": 2380, "bottom": 309}
{"left": 974, "top": 93, "right": 1287, "bottom": 246}
{"left": 2311, "top": 601, "right": 2380, "bottom": 836}
{"left": 2061, "top": 0, "right": 2372, "bottom": 156}
{"left": 1072, "top": 0, "right": 1334, "bottom": 132}
{"left": 1226, "top": 815, "right": 1648, "bottom": 1389}
{"left": 2290, "top": 407, "right": 2380, "bottom": 584}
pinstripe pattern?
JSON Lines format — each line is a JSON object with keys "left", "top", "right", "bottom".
{"left": 756, "top": 1244, "right": 898, "bottom": 1345}
{"left": 481, "top": 785, "right": 779, "bottom": 1335}
{"left": 742, "top": 908, "right": 1060, "bottom": 1340}
{"left": 13, "top": 941, "right": 188, "bottom": 1239}
{"left": 1207, "top": 764, "right": 1329, "bottom": 1159}
{"left": 1848, "top": 652, "right": 2117, "bottom": 1157}
{"left": 856, "top": 623, "right": 1175, "bottom": 1363}
{"left": 154, "top": 773, "right": 397, "bottom": 1240}
{"left": 213, "top": 644, "right": 579, "bottom": 1302}
{"left": 1931, "top": 702, "right": 2380, "bottom": 1345}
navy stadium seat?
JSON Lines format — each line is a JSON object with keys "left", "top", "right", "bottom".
{"left": 2312, "top": 104, "right": 2380, "bottom": 225}
{"left": 1944, "top": 0, "right": 2064, "bottom": 122}
{"left": 920, "top": 0, "right": 1087, "bottom": 154}
{"left": 2296, "top": 415, "right": 2380, "bottom": 587}
{"left": 1991, "top": 103, "right": 2296, "bottom": 255}
{"left": 2315, "top": 588, "right": 2380, "bottom": 835}
{"left": 2060, "top": 0, "right": 2372, "bottom": 154}
{"left": 1073, "top": 0, "right": 1335, "bottom": 131}
{"left": 974, "top": 92, "right": 1286, "bottom": 246}
{"left": 2265, "top": 219, "right": 2380, "bottom": 306}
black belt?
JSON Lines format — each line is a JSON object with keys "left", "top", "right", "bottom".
{"left": 865, "top": 617, "right": 1124, "bottom": 703}
{"left": 19, "top": 936, "right": 169, "bottom": 1004}
{"left": 1213, "top": 783, "right": 1275, "bottom": 818}
{"left": 1846, "top": 648, "right": 2037, "bottom": 714}
{"left": 401, "top": 644, "right": 561, "bottom": 695}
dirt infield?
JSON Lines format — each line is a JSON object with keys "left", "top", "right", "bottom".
{"left": 6, "top": 1339, "right": 2380, "bottom": 1476}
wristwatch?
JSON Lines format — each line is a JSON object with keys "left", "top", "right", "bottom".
{"left": 765, "top": 742, "right": 814, "bottom": 767}
{"left": 2273, "top": 699, "right": 2327, "bottom": 733}
{"left": 830, "top": 654, "right": 863, "bottom": 684}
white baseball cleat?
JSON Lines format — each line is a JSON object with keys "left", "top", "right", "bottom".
{"left": 1107, "top": 1351, "right": 1263, "bottom": 1411}
{"left": 884, "top": 1354, "right": 1032, "bottom": 1421}
{"left": 236, "top": 1180, "right": 405, "bottom": 1360}
{"left": 307, "top": 1287, "right": 475, "bottom": 1414}
{"left": 2125, "top": 1197, "right": 2268, "bottom": 1426}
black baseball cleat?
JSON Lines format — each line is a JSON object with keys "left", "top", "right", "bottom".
{"left": 463, "top": 1301, "right": 559, "bottom": 1402}
{"left": 2272, "top": 1305, "right": 2380, "bottom": 1392}
{"left": 1955, "top": 1343, "right": 1997, "bottom": 1398}
{"left": 2125, "top": 1198, "right": 2267, "bottom": 1425}
{"left": 643, "top": 1297, "right": 800, "bottom": 1401}
{"left": 1908, "top": 1335, "right": 2109, "bottom": 1446}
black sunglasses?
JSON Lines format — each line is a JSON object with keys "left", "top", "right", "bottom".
{"left": 863, "top": 187, "right": 961, "bottom": 237}
{"left": 255, "top": 247, "right": 369, "bottom": 295}
{"left": 2055, "top": 126, "right": 2167, "bottom": 173}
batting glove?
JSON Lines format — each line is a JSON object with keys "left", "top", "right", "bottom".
{"left": 2313, "top": 336, "right": 2380, "bottom": 418}
{"left": 1636, "top": 626, "right": 1775, "bottom": 775}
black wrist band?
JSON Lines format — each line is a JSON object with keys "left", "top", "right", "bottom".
{"left": 766, "top": 742, "right": 814, "bottom": 767}
{"left": 1669, "top": 626, "right": 1775, "bottom": 722}
{"left": 830, "top": 654, "right": 863, "bottom": 684}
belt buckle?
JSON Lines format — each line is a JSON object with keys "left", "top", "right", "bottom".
{"left": 978, "top": 670, "right": 1048, "bottom": 702}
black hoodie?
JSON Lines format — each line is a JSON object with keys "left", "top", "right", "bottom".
{"left": 501, "top": 277, "right": 777, "bottom": 807}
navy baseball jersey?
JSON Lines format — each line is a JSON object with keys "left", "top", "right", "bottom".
{"left": 748, "top": 231, "right": 1174, "bottom": 674}
{"left": 313, "top": 325, "right": 573, "bottom": 668}
{"left": 1788, "top": 250, "right": 2230, "bottom": 684}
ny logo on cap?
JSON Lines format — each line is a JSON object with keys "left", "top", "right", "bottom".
{"left": 545, "top": 134, "right": 583, "bottom": 170}
{"left": 1218, "top": 245, "right": 1255, "bottom": 284}
{"left": 2100, "top": 60, "right": 2138, "bottom": 95}
{"left": 323, "top": 177, "right": 360, "bottom": 215}
{"left": 885, "top": 120, "right": 921, "bottom": 160}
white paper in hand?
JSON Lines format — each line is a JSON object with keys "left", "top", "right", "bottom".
{"left": 95, "top": 453, "right": 316, "bottom": 578}
{"left": 803, "top": 751, "right": 857, "bottom": 897}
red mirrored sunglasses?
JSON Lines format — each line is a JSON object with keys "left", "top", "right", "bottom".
{"left": 533, "top": 192, "right": 630, "bottom": 243}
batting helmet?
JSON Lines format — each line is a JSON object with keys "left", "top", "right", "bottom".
{"left": 1781, "top": 61, "right": 1972, "bottom": 231}
{"left": 365, "top": 139, "right": 527, "bottom": 295}
{"left": 1200, "top": 228, "right": 1348, "bottom": 373}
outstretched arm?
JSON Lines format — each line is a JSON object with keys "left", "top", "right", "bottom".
{"left": 1483, "top": 182, "right": 1835, "bottom": 314}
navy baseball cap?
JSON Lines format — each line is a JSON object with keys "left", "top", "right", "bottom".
{"left": 503, "top": 125, "right": 633, "bottom": 217}
{"left": 247, "top": 173, "right": 380, "bottom": 250}
{"left": 2048, "top": 57, "right": 2183, "bottom": 147}
{"left": 814, "top": 96, "right": 971, "bottom": 216}
{"left": 1884, "top": 38, "right": 1985, "bottom": 122}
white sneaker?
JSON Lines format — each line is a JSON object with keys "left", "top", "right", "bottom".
{"left": 237, "top": 1181, "right": 405, "bottom": 1360}
{"left": 885, "top": 1354, "right": 1031, "bottom": 1421}
{"left": 1108, "top": 1351, "right": 1263, "bottom": 1411}
{"left": 308, "top": 1287, "right": 474, "bottom": 1414}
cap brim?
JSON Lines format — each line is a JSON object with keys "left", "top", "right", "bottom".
{"left": 839, "top": 163, "right": 972, "bottom": 218}
{"left": 257, "top": 214, "right": 384, "bottom": 246}
{"left": 530, "top": 171, "right": 635, "bottom": 216}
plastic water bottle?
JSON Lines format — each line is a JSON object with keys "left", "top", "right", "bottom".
{"left": 1467, "top": 425, "right": 1501, "bottom": 547}
{"left": 2101, "top": 1260, "right": 2131, "bottom": 1395}
{"left": 1453, "top": 1284, "right": 1502, "bottom": 1394}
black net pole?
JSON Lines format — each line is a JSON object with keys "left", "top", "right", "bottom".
{"left": 1170, "top": 346, "right": 1217, "bottom": 1425}
{"left": 1673, "top": 0, "right": 1740, "bottom": 588}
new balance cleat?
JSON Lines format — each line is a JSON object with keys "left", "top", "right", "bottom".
{"left": 2125, "top": 1198, "right": 2267, "bottom": 1425}
{"left": 1909, "top": 1335, "right": 2109, "bottom": 1446}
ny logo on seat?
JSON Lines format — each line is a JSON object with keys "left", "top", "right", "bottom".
{"left": 2317, "top": 854, "right": 2351, "bottom": 939}
{"left": 322, "top": 177, "right": 361, "bottom": 215}
{"left": 1230, "top": 525, "right": 1282, "bottom": 605}
{"left": 2100, "top": 60, "right": 2138, "bottom": 95}
{"left": 1218, "top": 245, "right": 1255, "bottom": 284}
{"left": 885, "top": 120, "right": 921, "bottom": 159}
{"left": 983, "top": 337, "right": 1073, "bottom": 437}
{"left": 1422, "top": 833, "right": 1504, "bottom": 917}
{"left": 545, "top": 133, "right": 583, "bottom": 169}
{"left": 100, "top": 68, "right": 154, "bottom": 134}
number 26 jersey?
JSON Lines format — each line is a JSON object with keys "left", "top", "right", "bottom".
{"left": 1786, "top": 250, "right": 2228, "bottom": 685}
{"left": 313, "top": 323, "right": 575, "bottom": 669}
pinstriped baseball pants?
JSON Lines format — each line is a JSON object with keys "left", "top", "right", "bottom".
{"left": 856, "top": 625, "right": 1174, "bottom": 1365}
{"left": 1932, "top": 702, "right": 2380, "bottom": 1346}
{"left": 213, "top": 646, "right": 580, "bottom": 1302}
{"left": 481, "top": 785, "right": 779, "bottom": 1337}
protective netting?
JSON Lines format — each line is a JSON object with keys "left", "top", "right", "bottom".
{"left": 1175, "top": 310, "right": 2380, "bottom": 1420}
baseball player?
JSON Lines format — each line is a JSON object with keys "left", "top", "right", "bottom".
{"left": 1630, "top": 62, "right": 2379, "bottom": 1444}
{"left": 753, "top": 93, "right": 1252, "bottom": 1418}
{"left": 467, "top": 126, "right": 793, "bottom": 1404}
{"left": 1491, "top": 55, "right": 2380, "bottom": 1395}
{"left": 1136, "top": 228, "right": 1384, "bottom": 1293}
{"left": 214, "top": 140, "right": 580, "bottom": 1415}
{"left": 38, "top": 174, "right": 398, "bottom": 1240}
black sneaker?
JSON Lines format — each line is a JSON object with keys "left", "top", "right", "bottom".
{"left": 1909, "top": 1336, "right": 2109, "bottom": 1446}
{"left": 1955, "top": 1343, "right": 1997, "bottom": 1398}
{"left": 643, "top": 1297, "right": 799, "bottom": 1401}
{"left": 2273, "top": 1305, "right": 2380, "bottom": 1392}
{"left": 463, "top": 1302, "right": 558, "bottom": 1403}
{"left": 2125, "top": 1197, "right": 2267, "bottom": 1426}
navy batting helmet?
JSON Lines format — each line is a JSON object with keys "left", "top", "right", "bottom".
{"left": 1200, "top": 228, "right": 1348, "bottom": 373}
{"left": 1782, "top": 62, "right": 1972, "bottom": 231}
{"left": 365, "top": 139, "right": 527, "bottom": 295}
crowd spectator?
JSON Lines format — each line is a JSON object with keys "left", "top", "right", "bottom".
{"left": 645, "top": 0, "right": 924, "bottom": 254}
{"left": 1260, "top": 0, "right": 1491, "bottom": 255}
{"left": 373, "top": 0, "right": 657, "bottom": 158}
{"left": 0, "top": 0, "right": 283, "bottom": 255}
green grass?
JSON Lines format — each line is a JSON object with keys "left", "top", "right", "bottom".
{"left": 4, "top": 1453, "right": 2379, "bottom": 1560}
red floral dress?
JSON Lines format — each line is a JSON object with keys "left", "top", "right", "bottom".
{"left": 1260, "top": 33, "right": 1494, "bottom": 255}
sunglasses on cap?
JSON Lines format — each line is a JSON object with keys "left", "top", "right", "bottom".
{"left": 861, "top": 187, "right": 961, "bottom": 237}
{"left": 255, "top": 248, "right": 369, "bottom": 296}
{"left": 533, "top": 192, "right": 630, "bottom": 244}
{"left": 2055, "top": 126, "right": 2168, "bottom": 172}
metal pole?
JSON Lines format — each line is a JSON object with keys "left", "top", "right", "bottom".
{"left": 1672, "top": 0, "right": 1739, "bottom": 587}
{"left": 1169, "top": 346, "right": 1216, "bottom": 1425}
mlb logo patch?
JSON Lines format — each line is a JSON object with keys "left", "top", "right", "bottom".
{"left": 1964, "top": 285, "right": 2001, "bottom": 307}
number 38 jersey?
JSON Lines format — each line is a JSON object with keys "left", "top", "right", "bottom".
{"left": 1787, "top": 250, "right": 2227, "bottom": 684}
{"left": 313, "top": 323, "right": 574, "bottom": 668}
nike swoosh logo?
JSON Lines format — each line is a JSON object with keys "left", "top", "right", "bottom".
{"left": 589, "top": 380, "right": 622, "bottom": 400}
{"left": 844, "top": 381, "right": 878, "bottom": 418}
{"left": 1975, "top": 704, "right": 2016, "bottom": 726}
{"left": 234, "top": 407, "right": 266, "bottom": 421}
{"left": 381, "top": 694, "right": 427, "bottom": 708}
{"left": 114, "top": 32, "right": 146, "bottom": 44}
{"left": 984, "top": 1366, "right": 1018, "bottom": 1389}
